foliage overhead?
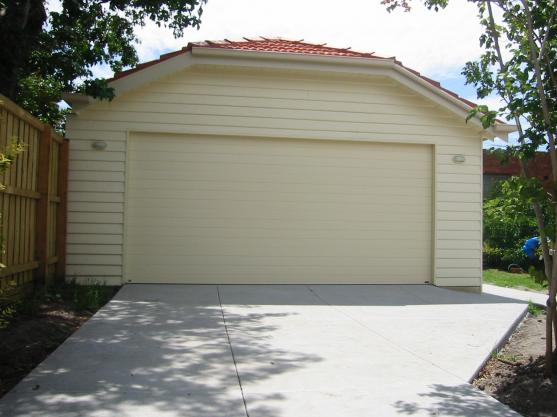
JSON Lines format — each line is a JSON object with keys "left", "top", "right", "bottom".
{"left": 381, "top": 0, "right": 448, "bottom": 12}
{"left": 0, "top": 0, "right": 206, "bottom": 129}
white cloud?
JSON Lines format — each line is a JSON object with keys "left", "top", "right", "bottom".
{"left": 133, "top": 0, "right": 485, "bottom": 78}
{"left": 471, "top": 95, "right": 507, "bottom": 112}
{"left": 46, "top": 0, "right": 62, "bottom": 13}
{"left": 90, "top": 64, "right": 114, "bottom": 80}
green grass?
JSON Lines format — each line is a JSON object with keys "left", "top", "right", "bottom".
{"left": 491, "top": 350, "right": 523, "bottom": 364}
{"left": 483, "top": 268, "right": 547, "bottom": 292}
{"left": 527, "top": 300, "right": 545, "bottom": 316}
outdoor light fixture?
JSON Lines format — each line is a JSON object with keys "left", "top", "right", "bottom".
{"left": 452, "top": 154, "right": 466, "bottom": 163}
{"left": 92, "top": 140, "right": 107, "bottom": 150}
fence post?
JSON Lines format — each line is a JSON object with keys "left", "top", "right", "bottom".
{"left": 55, "top": 139, "right": 69, "bottom": 281}
{"left": 34, "top": 126, "right": 52, "bottom": 287}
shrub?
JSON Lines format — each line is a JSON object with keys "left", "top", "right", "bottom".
{"left": 483, "top": 194, "right": 538, "bottom": 251}
{"left": 483, "top": 243, "right": 529, "bottom": 269}
{"left": 527, "top": 300, "right": 545, "bottom": 316}
{"left": 53, "top": 279, "right": 115, "bottom": 312}
{"left": 0, "top": 280, "right": 116, "bottom": 329}
{"left": 528, "top": 265, "right": 549, "bottom": 287}
{"left": 483, "top": 179, "right": 553, "bottom": 271}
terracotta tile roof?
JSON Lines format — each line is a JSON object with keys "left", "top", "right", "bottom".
{"left": 197, "top": 37, "right": 379, "bottom": 58}
{"left": 111, "top": 37, "right": 477, "bottom": 109}
{"left": 111, "top": 38, "right": 380, "bottom": 81}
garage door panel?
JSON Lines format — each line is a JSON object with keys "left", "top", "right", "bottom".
{"left": 125, "top": 215, "right": 431, "bottom": 229}
{"left": 127, "top": 209, "right": 431, "bottom": 224}
{"left": 124, "top": 188, "right": 431, "bottom": 205}
{"left": 126, "top": 220, "right": 432, "bottom": 234}
{"left": 127, "top": 230, "right": 427, "bottom": 244}
{"left": 126, "top": 236, "right": 430, "bottom": 255}
{"left": 124, "top": 266, "right": 429, "bottom": 285}
{"left": 126, "top": 245, "right": 431, "bottom": 257}
{"left": 126, "top": 179, "right": 432, "bottom": 197}
{"left": 128, "top": 162, "right": 431, "bottom": 183}
{"left": 129, "top": 170, "right": 432, "bottom": 190}
{"left": 125, "top": 253, "right": 431, "bottom": 268}
{"left": 125, "top": 134, "right": 432, "bottom": 284}
{"left": 127, "top": 201, "right": 431, "bottom": 220}
{"left": 126, "top": 265, "right": 429, "bottom": 277}
{"left": 126, "top": 239, "right": 431, "bottom": 257}
{"left": 129, "top": 152, "right": 432, "bottom": 172}
{"left": 126, "top": 198, "right": 432, "bottom": 219}
{"left": 130, "top": 134, "right": 431, "bottom": 161}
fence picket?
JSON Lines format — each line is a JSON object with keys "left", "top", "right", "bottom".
{"left": 0, "top": 95, "right": 68, "bottom": 295}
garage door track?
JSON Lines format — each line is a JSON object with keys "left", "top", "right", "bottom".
{"left": 0, "top": 284, "right": 526, "bottom": 416}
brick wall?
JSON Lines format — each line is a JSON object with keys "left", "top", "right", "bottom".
{"left": 483, "top": 151, "right": 552, "bottom": 196}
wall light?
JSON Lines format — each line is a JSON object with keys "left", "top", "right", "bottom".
{"left": 452, "top": 154, "right": 466, "bottom": 163}
{"left": 92, "top": 140, "right": 107, "bottom": 150}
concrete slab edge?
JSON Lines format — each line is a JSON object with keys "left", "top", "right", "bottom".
{"left": 467, "top": 305, "right": 528, "bottom": 383}
{"left": 531, "top": 299, "right": 547, "bottom": 307}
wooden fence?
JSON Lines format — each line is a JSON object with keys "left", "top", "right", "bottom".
{"left": 0, "top": 95, "right": 68, "bottom": 296}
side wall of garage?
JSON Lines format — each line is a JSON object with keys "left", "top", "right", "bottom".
{"left": 65, "top": 67, "right": 483, "bottom": 288}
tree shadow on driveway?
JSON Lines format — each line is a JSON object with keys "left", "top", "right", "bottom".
{"left": 393, "top": 383, "right": 519, "bottom": 417}
{"left": 0, "top": 285, "right": 322, "bottom": 417}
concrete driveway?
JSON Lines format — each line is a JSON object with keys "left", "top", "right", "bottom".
{"left": 0, "top": 284, "right": 527, "bottom": 417}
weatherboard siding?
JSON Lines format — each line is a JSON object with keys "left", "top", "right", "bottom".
{"left": 65, "top": 67, "right": 483, "bottom": 287}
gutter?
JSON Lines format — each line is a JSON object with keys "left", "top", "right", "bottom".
{"left": 61, "top": 92, "right": 96, "bottom": 114}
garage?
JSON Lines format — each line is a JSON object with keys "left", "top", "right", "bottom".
{"left": 125, "top": 133, "right": 432, "bottom": 284}
{"left": 64, "top": 38, "right": 515, "bottom": 289}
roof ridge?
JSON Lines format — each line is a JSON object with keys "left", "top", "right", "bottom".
{"left": 186, "top": 37, "right": 379, "bottom": 59}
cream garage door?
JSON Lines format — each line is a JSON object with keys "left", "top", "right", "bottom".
{"left": 125, "top": 133, "right": 432, "bottom": 284}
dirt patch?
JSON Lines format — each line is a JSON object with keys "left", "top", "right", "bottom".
{"left": 0, "top": 288, "right": 117, "bottom": 399}
{"left": 473, "top": 313, "right": 557, "bottom": 417}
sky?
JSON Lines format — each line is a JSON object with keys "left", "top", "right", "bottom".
{"left": 50, "top": 0, "right": 510, "bottom": 147}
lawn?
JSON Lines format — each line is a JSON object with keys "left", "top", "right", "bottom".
{"left": 483, "top": 269, "right": 547, "bottom": 292}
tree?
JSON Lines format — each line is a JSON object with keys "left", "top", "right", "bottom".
{"left": 0, "top": 0, "right": 206, "bottom": 129}
{"left": 383, "top": 0, "right": 557, "bottom": 376}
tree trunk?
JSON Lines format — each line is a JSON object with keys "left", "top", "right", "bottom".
{"left": 0, "top": 0, "right": 47, "bottom": 100}
{"left": 553, "top": 301, "right": 557, "bottom": 350}
{"left": 520, "top": 0, "right": 557, "bottom": 377}
{"left": 547, "top": 288, "right": 555, "bottom": 375}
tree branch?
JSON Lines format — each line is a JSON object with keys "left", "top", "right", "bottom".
{"left": 544, "top": 55, "right": 557, "bottom": 101}
{"left": 486, "top": 1, "right": 505, "bottom": 67}
{"left": 537, "top": 3, "right": 556, "bottom": 62}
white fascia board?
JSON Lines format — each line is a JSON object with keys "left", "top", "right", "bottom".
{"left": 488, "top": 124, "right": 515, "bottom": 141}
{"left": 108, "top": 52, "right": 195, "bottom": 97}
{"left": 63, "top": 52, "right": 196, "bottom": 113}
{"left": 192, "top": 47, "right": 395, "bottom": 74}
{"left": 61, "top": 92, "right": 97, "bottom": 114}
